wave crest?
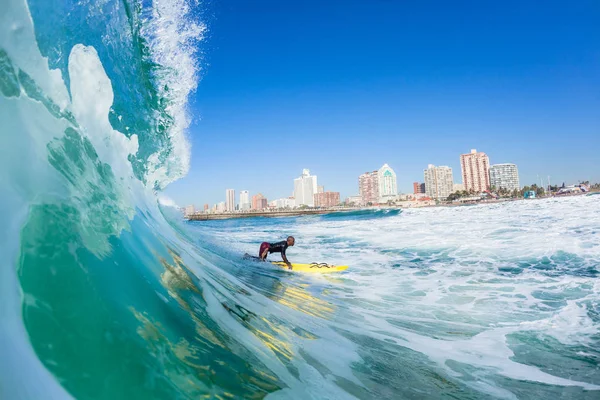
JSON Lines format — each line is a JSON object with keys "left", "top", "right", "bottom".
{"left": 139, "top": 0, "right": 206, "bottom": 189}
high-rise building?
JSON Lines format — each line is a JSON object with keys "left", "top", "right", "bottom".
{"left": 460, "top": 149, "right": 490, "bottom": 193}
{"left": 317, "top": 185, "right": 324, "bottom": 194}
{"left": 217, "top": 202, "right": 225, "bottom": 213}
{"left": 378, "top": 164, "right": 398, "bottom": 201}
{"left": 184, "top": 205, "right": 195, "bottom": 217}
{"left": 359, "top": 164, "right": 398, "bottom": 204}
{"left": 424, "top": 164, "right": 454, "bottom": 200}
{"left": 314, "top": 192, "right": 340, "bottom": 208}
{"left": 225, "top": 189, "right": 235, "bottom": 212}
{"left": 252, "top": 193, "right": 268, "bottom": 210}
{"left": 294, "top": 169, "right": 318, "bottom": 207}
{"left": 413, "top": 182, "right": 426, "bottom": 194}
{"left": 239, "top": 190, "right": 250, "bottom": 211}
{"left": 489, "top": 163, "right": 520, "bottom": 191}
{"left": 359, "top": 171, "right": 378, "bottom": 204}
{"left": 453, "top": 183, "right": 465, "bottom": 192}
{"left": 203, "top": 204, "right": 209, "bottom": 211}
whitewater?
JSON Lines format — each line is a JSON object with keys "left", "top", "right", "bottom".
{"left": 1, "top": 0, "right": 599, "bottom": 399}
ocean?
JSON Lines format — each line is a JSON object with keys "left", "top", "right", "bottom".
{"left": 1, "top": 0, "right": 599, "bottom": 399}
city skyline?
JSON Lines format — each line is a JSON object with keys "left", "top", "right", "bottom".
{"left": 168, "top": 149, "right": 595, "bottom": 207}
{"left": 180, "top": 146, "right": 531, "bottom": 209}
{"left": 184, "top": 148, "right": 592, "bottom": 209}
{"left": 163, "top": 1, "right": 599, "bottom": 207}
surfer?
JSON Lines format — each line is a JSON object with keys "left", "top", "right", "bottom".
{"left": 259, "top": 236, "right": 295, "bottom": 269}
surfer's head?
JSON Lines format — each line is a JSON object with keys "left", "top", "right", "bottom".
{"left": 287, "top": 236, "right": 295, "bottom": 246}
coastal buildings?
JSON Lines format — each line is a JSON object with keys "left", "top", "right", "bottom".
{"left": 359, "top": 164, "right": 398, "bottom": 204}
{"left": 271, "top": 197, "right": 295, "bottom": 209}
{"left": 359, "top": 171, "right": 378, "bottom": 204}
{"left": 217, "top": 202, "right": 225, "bottom": 213}
{"left": 378, "top": 163, "right": 398, "bottom": 202}
{"left": 184, "top": 205, "right": 195, "bottom": 217}
{"left": 239, "top": 190, "right": 250, "bottom": 211}
{"left": 203, "top": 204, "right": 209, "bottom": 211}
{"left": 489, "top": 163, "right": 520, "bottom": 191}
{"left": 424, "top": 164, "right": 454, "bottom": 200}
{"left": 225, "top": 189, "right": 235, "bottom": 212}
{"left": 197, "top": 157, "right": 524, "bottom": 210}
{"left": 314, "top": 191, "right": 340, "bottom": 208}
{"left": 252, "top": 193, "right": 268, "bottom": 210}
{"left": 294, "top": 169, "right": 318, "bottom": 207}
{"left": 460, "top": 149, "right": 490, "bottom": 193}
{"left": 413, "top": 182, "right": 425, "bottom": 194}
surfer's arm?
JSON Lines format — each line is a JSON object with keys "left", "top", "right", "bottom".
{"left": 281, "top": 250, "right": 292, "bottom": 269}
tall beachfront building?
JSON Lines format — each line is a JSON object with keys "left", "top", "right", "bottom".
{"left": 225, "top": 189, "right": 235, "bottom": 212}
{"left": 359, "top": 164, "right": 398, "bottom": 204}
{"left": 489, "top": 163, "right": 520, "bottom": 191}
{"left": 460, "top": 149, "right": 490, "bottom": 193}
{"left": 424, "top": 164, "right": 454, "bottom": 199}
{"left": 294, "top": 169, "right": 318, "bottom": 207}
{"left": 359, "top": 171, "right": 378, "bottom": 204}
{"left": 252, "top": 193, "right": 267, "bottom": 210}
{"left": 239, "top": 190, "right": 250, "bottom": 211}
{"left": 378, "top": 163, "right": 398, "bottom": 201}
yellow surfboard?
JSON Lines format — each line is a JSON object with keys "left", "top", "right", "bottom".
{"left": 271, "top": 262, "right": 349, "bottom": 273}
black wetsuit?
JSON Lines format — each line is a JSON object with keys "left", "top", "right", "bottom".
{"left": 259, "top": 240, "right": 289, "bottom": 263}
{"left": 268, "top": 241, "right": 289, "bottom": 256}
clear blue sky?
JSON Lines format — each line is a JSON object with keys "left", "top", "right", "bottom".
{"left": 165, "top": 0, "right": 600, "bottom": 207}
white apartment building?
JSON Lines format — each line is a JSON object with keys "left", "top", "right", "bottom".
{"left": 378, "top": 163, "right": 398, "bottom": 202}
{"left": 294, "top": 169, "right": 318, "bottom": 207}
{"left": 272, "top": 198, "right": 295, "bottom": 209}
{"left": 424, "top": 164, "right": 454, "bottom": 199}
{"left": 489, "top": 163, "right": 520, "bottom": 191}
{"left": 239, "top": 190, "right": 250, "bottom": 211}
{"left": 225, "top": 189, "right": 235, "bottom": 212}
{"left": 184, "top": 205, "right": 195, "bottom": 217}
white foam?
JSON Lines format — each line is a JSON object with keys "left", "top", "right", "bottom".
{"left": 194, "top": 196, "right": 600, "bottom": 396}
{"left": 139, "top": 0, "right": 206, "bottom": 189}
{"left": 0, "top": 0, "right": 70, "bottom": 110}
{"left": 68, "top": 44, "right": 139, "bottom": 176}
{"left": 158, "top": 194, "right": 179, "bottom": 208}
{"left": 520, "top": 299, "right": 600, "bottom": 346}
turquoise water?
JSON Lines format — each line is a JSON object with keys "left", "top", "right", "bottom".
{"left": 1, "top": 0, "right": 600, "bottom": 398}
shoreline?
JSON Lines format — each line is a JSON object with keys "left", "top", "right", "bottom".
{"left": 186, "top": 191, "right": 595, "bottom": 221}
{"left": 187, "top": 209, "right": 342, "bottom": 221}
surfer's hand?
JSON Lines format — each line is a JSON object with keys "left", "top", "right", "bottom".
{"left": 287, "top": 263, "right": 293, "bottom": 270}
